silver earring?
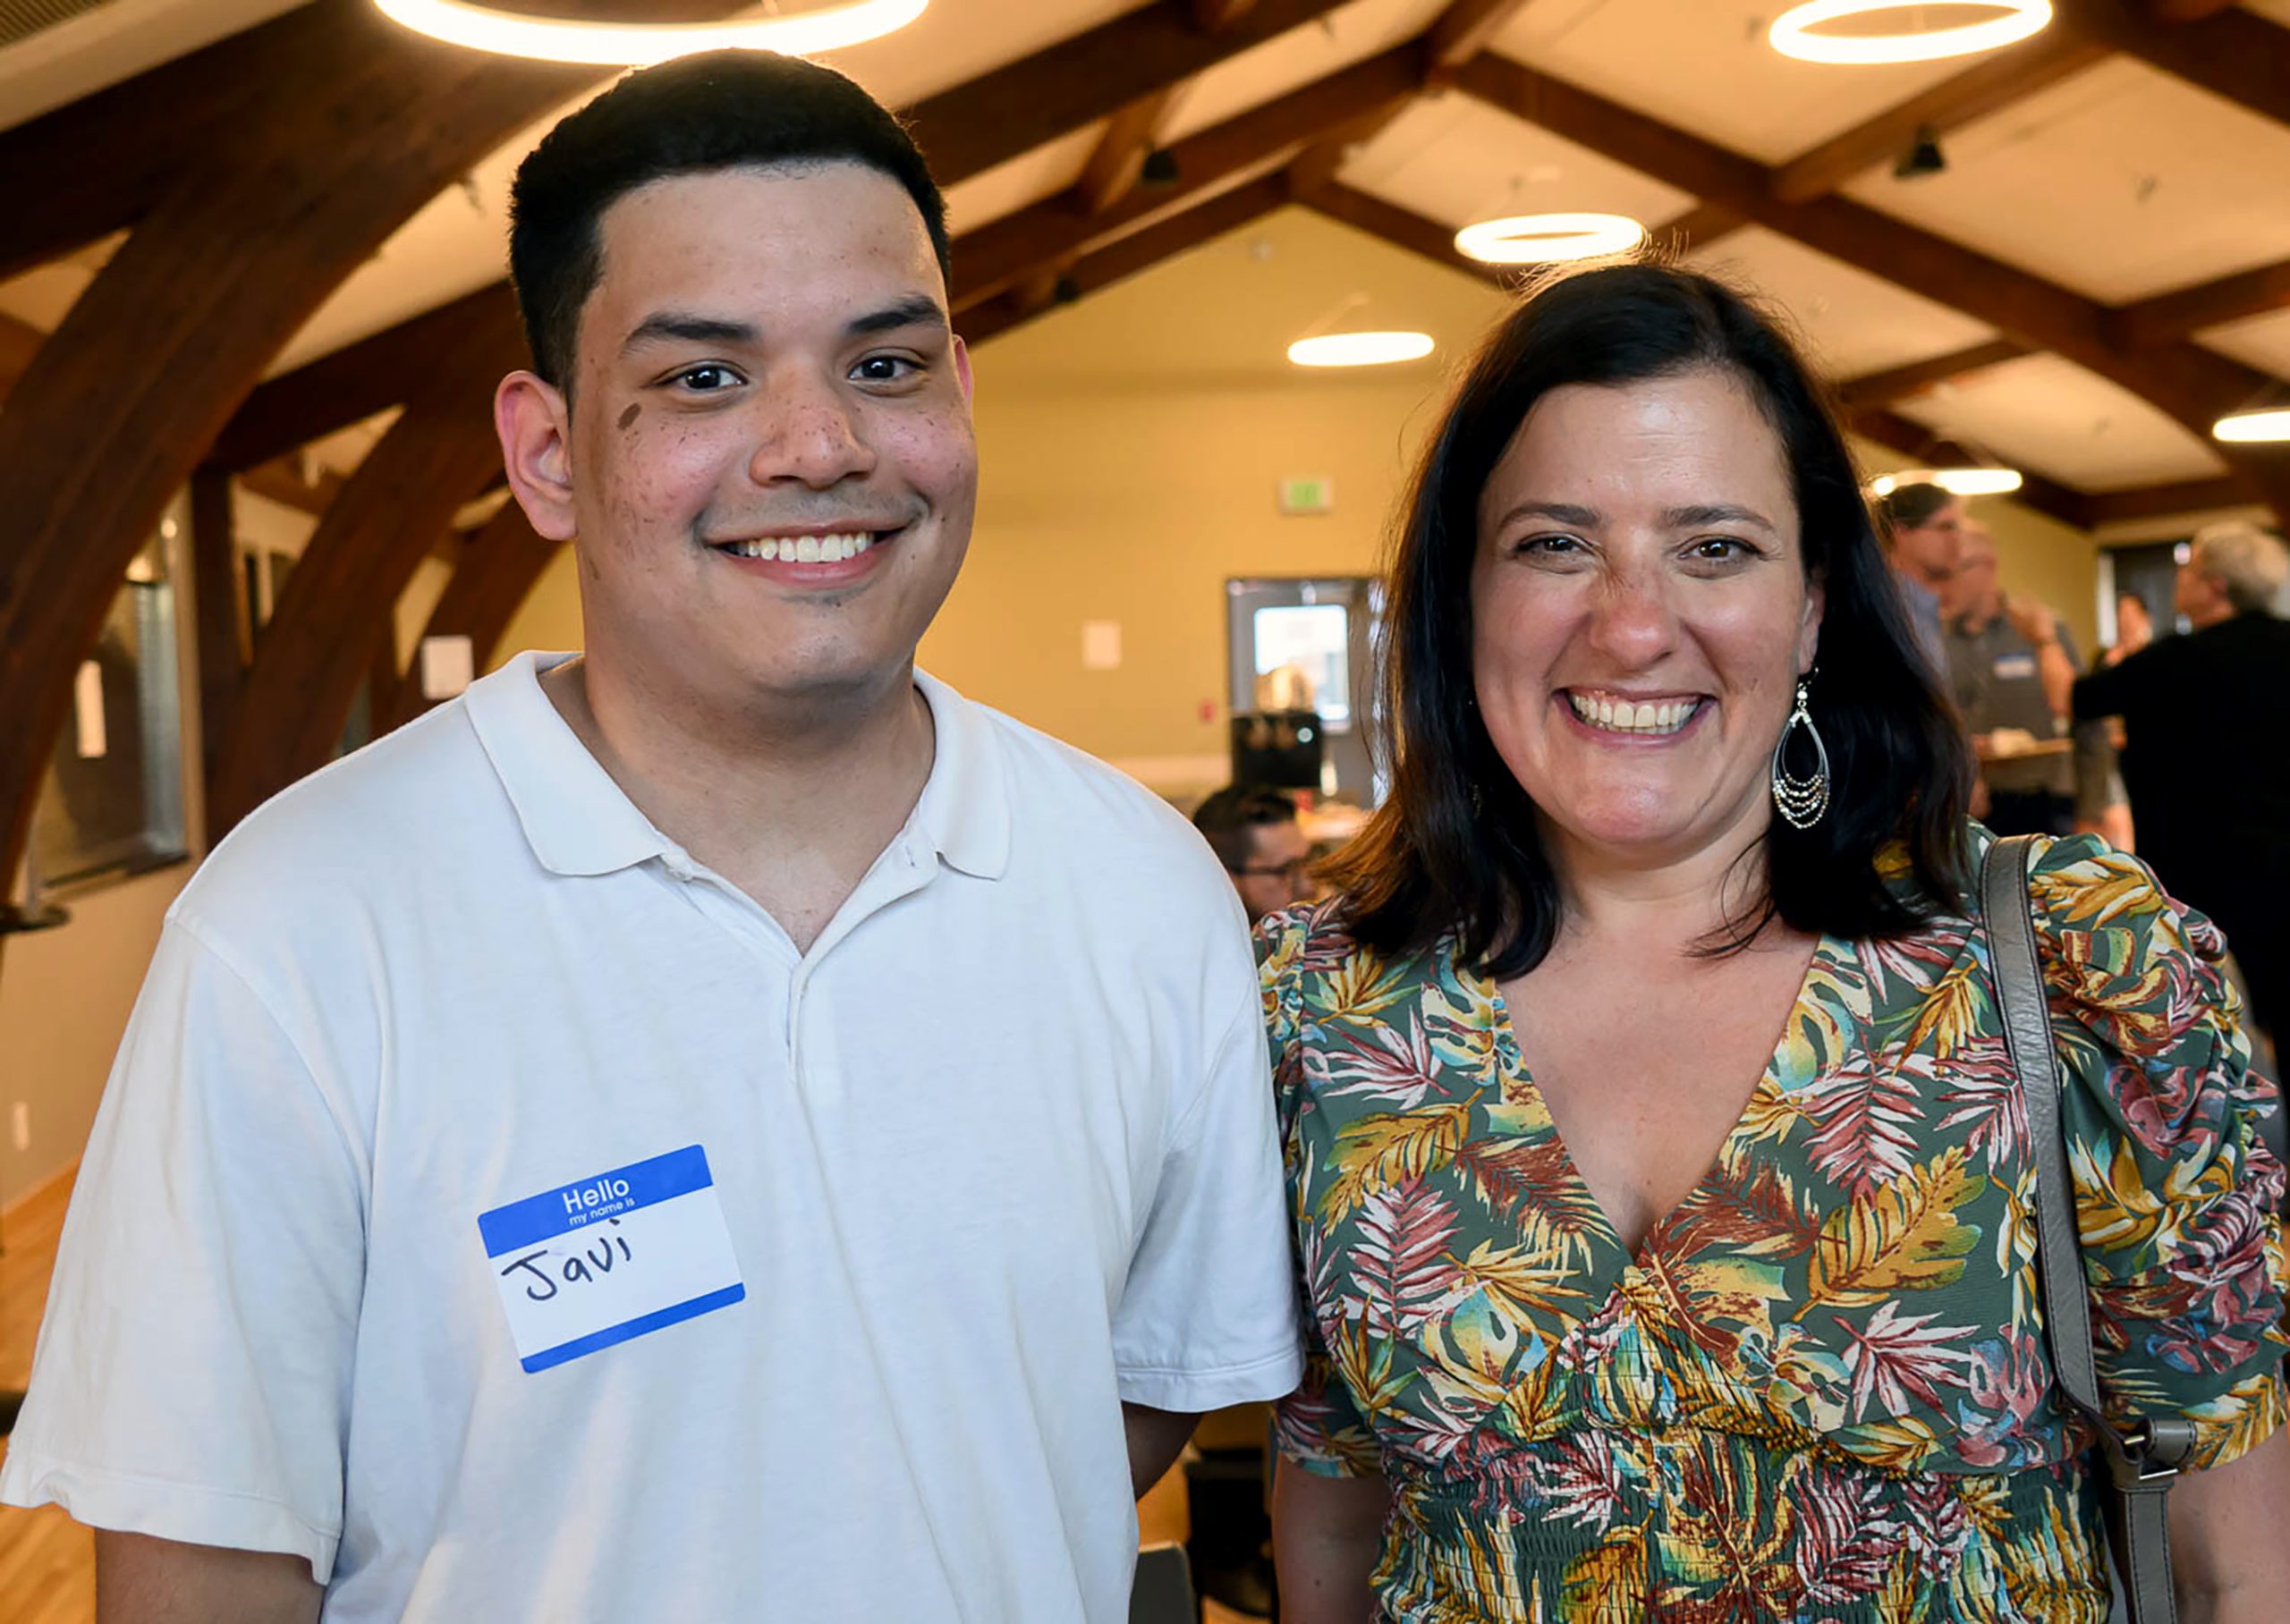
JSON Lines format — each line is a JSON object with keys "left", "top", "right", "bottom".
{"left": 1770, "top": 679, "right": 1830, "bottom": 830}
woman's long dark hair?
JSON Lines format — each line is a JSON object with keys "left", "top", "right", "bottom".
{"left": 1325, "top": 262, "right": 1972, "bottom": 977}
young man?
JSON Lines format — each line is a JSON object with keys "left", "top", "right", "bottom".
{"left": 2074, "top": 520, "right": 2290, "bottom": 1041}
{"left": 3, "top": 53, "right": 1300, "bottom": 1622}
{"left": 1873, "top": 480, "right": 1965, "bottom": 677}
{"left": 1192, "top": 783, "right": 1315, "bottom": 926}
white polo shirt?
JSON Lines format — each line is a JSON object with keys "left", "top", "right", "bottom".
{"left": 3, "top": 654, "right": 1302, "bottom": 1623}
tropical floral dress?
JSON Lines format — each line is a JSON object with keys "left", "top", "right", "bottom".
{"left": 1258, "top": 830, "right": 2287, "bottom": 1623}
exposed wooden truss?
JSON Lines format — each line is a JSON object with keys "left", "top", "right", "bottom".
{"left": 384, "top": 502, "right": 560, "bottom": 734}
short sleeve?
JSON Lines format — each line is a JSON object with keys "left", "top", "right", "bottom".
{"left": 1254, "top": 908, "right": 1382, "bottom": 1479}
{"left": 2029, "top": 833, "right": 2290, "bottom": 1470}
{"left": 1112, "top": 928, "right": 1304, "bottom": 1413}
{"left": 0, "top": 919, "right": 366, "bottom": 1579}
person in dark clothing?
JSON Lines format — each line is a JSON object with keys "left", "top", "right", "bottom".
{"left": 2074, "top": 521, "right": 2290, "bottom": 1043}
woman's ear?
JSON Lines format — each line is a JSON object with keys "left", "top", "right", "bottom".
{"left": 495, "top": 370, "right": 578, "bottom": 542}
{"left": 1799, "top": 576, "right": 1826, "bottom": 676}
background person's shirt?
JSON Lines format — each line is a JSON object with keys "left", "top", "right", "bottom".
{"left": 0, "top": 655, "right": 1303, "bottom": 1623}
{"left": 1946, "top": 611, "right": 2081, "bottom": 799}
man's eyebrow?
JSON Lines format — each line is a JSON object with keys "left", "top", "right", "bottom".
{"left": 1666, "top": 503, "right": 1777, "bottom": 532}
{"left": 846, "top": 295, "right": 949, "bottom": 339}
{"left": 620, "top": 313, "right": 758, "bottom": 354}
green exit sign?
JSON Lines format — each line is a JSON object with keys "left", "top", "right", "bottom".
{"left": 1279, "top": 477, "right": 1333, "bottom": 515}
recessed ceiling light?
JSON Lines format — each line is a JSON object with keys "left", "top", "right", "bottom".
{"left": 1287, "top": 332, "right": 1436, "bottom": 368}
{"left": 1452, "top": 212, "right": 1643, "bottom": 266}
{"left": 1769, "top": 0, "right": 2051, "bottom": 66}
{"left": 371, "top": 0, "right": 928, "bottom": 66}
{"left": 2213, "top": 407, "right": 2290, "bottom": 444}
{"left": 1870, "top": 467, "right": 2023, "bottom": 498}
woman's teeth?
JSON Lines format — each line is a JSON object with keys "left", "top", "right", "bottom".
{"left": 1567, "top": 692, "right": 1697, "bottom": 735}
{"left": 723, "top": 532, "right": 877, "bottom": 562}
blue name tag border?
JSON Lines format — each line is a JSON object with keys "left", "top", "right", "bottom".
{"left": 519, "top": 1283, "right": 747, "bottom": 1374}
{"left": 479, "top": 1144, "right": 715, "bottom": 1257}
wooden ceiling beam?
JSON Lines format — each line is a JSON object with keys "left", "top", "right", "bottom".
{"left": 0, "top": 312, "right": 38, "bottom": 410}
{"left": 0, "top": 4, "right": 640, "bottom": 885}
{"left": 951, "top": 47, "right": 1423, "bottom": 313}
{"left": 211, "top": 283, "right": 518, "bottom": 474}
{"left": 1075, "top": 89, "right": 1187, "bottom": 217}
{"left": 238, "top": 457, "right": 346, "bottom": 519}
{"left": 208, "top": 335, "right": 521, "bottom": 833}
{"left": 2108, "top": 256, "right": 2290, "bottom": 348}
{"left": 1833, "top": 339, "right": 2039, "bottom": 412}
{"left": 1656, "top": 202, "right": 1747, "bottom": 251}
{"left": 1768, "top": 30, "right": 2108, "bottom": 204}
{"left": 1191, "top": 0, "right": 1260, "bottom": 30}
{"left": 1446, "top": 50, "right": 2290, "bottom": 519}
{"left": 903, "top": 0, "right": 1350, "bottom": 184}
{"left": 208, "top": 0, "right": 1358, "bottom": 472}
{"left": 2142, "top": 0, "right": 2237, "bottom": 19}
{"left": 1299, "top": 182, "right": 1508, "bottom": 290}
{"left": 1426, "top": 0, "right": 1539, "bottom": 73}
{"left": 2079, "top": 473, "right": 2252, "bottom": 523}
{"left": 2057, "top": 0, "right": 2290, "bottom": 132}
{"left": 960, "top": 173, "right": 1290, "bottom": 348}
{"left": 1850, "top": 409, "right": 2094, "bottom": 529}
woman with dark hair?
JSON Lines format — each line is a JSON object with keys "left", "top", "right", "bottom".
{"left": 1262, "top": 263, "right": 2289, "bottom": 1622}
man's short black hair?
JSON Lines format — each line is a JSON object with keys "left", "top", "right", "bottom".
{"left": 507, "top": 49, "right": 952, "bottom": 393}
{"left": 1192, "top": 783, "right": 1299, "bottom": 873}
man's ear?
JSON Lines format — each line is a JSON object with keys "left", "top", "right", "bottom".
{"left": 496, "top": 370, "right": 578, "bottom": 542}
{"left": 952, "top": 334, "right": 975, "bottom": 405}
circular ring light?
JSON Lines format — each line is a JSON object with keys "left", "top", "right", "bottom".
{"left": 1453, "top": 212, "right": 1644, "bottom": 266}
{"left": 2213, "top": 407, "right": 2290, "bottom": 444}
{"left": 1287, "top": 332, "right": 1436, "bottom": 368}
{"left": 373, "top": 0, "right": 928, "bottom": 65}
{"left": 1769, "top": 1, "right": 2051, "bottom": 66}
{"left": 1870, "top": 467, "right": 2023, "bottom": 498}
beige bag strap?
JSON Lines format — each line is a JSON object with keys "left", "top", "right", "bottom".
{"left": 1980, "top": 833, "right": 2193, "bottom": 1624}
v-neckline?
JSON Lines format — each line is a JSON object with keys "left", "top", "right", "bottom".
{"left": 1469, "top": 933, "right": 1835, "bottom": 1270}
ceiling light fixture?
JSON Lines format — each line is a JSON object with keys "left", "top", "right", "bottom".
{"left": 371, "top": 0, "right": 928, "bottom": 66}
{"left": 1287, "top": 331, "right": 1436, "bottom": 368}
{"left": 1453, "top": 212, "right": 1644, "bottom": 266}
{"left": 2213, "top": 407, "right": 2290, "bottom": 444}
{"left": 1870, "top": 466, "right": 2024, "bottom": 498}
{"left": 1769, "top": 0, "right": 2052, "bottom": 66}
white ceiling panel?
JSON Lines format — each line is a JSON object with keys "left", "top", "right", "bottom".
{"left": 2199, "top": 306, "right": 2290, "bottom": 381}
{"left": 1338, "top": 89, "right": 1694, "bottom": 233}
{"left": 1161, "top": 0, "right": 1443, "bottom": 144}
{"left": 1894, "top": 353, "right": 2228, "bottom": 492}
{"left": 1684, "top": 227, "right": 1999, "bottom": 382}
{"left": 0, "top": 0, "right": 304, "bottom": 134}
{"left": 1491, "top": 0, "right": 1973, "bottom": 165}
{"left": 1839, "top": 56, "right": 2290, "bottom": 304}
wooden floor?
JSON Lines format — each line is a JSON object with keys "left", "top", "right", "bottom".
{"left": 0, "top": 1167, "right": 1249, "bottom": 1622}
{"left": 0, "top": 1168, "right": 94, "bottom": 1624}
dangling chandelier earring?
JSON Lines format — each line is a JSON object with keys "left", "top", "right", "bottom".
{"left": 1769, "top": 678, "right": 1830, "bottom": 830}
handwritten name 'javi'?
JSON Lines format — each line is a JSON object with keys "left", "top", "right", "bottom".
{"left": 501, "top": 1220, "right": 633, "bottom": 1301}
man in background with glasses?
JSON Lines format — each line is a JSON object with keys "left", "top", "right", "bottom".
{"left": 1193, "top": 784, "right": 1316, "bottom": 926}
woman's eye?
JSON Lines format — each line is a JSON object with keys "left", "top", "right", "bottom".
{"left": 1516, "top": 534, "right": 1583, "bottom": 557}
{"left": 1687, "top": 537, "right": 1752, "bottom": 563}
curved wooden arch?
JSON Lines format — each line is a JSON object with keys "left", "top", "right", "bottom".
{"left": 208, "top": 337, "right": 520, "bottom": 832}
{"left": 383, "top": 503, "right": 563, "bottom": 735}
{"left": 0, "top": 8, "right": 613, "bottom": 883}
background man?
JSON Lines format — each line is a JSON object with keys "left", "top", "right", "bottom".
{"left": 3, "top": 52, "right": 1300, "bottom": 1622}
{"left": 1192, "top": 782, "right": 1316, "bottom": 925}
{"left": 2075, "top": 521, "right": 2290, "bottom": 1043}
{"left": 1874, "top": 480, "right": 1965, "bottom": 676}
{"left": 1941, "top": 523, "right": 2091, "bottom": 836}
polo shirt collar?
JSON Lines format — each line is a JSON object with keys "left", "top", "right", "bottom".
{"left": 465, "top": 655, "right": 1010, "bottom": 884}
{"left": 911, "top": 669, "right": 1012, "bottom": 881}
{"left": 465, "top": 653, "right": 675, "bottom": 877}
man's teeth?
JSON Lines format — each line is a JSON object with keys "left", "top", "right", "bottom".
{"left": 1566, "top": 692, "right": 1697, "bottom": 735}
{"left": 724, "top": 533, "right": 878, "bottom": 562}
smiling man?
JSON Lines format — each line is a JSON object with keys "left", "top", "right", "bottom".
{"left": 2, "top": 53, "right": 1300, "bottom": 1623}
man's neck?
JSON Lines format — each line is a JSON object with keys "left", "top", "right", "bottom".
{"left": 542, "top": 653, "right": 937, "bottom": 949}
{"left": 2189, "top": 602, "right": 2237, "bottom": 631}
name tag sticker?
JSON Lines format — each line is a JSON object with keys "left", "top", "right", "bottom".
{"left": 478, "top": 1145, "right": 744, "bottom": 1374}
{"left": 1993, "top": 653, "right": 2039, "bottom": 680}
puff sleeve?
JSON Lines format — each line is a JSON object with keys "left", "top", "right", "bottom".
{"left": 2030, "top": 833, "right": 2289, "bottom": 1470}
